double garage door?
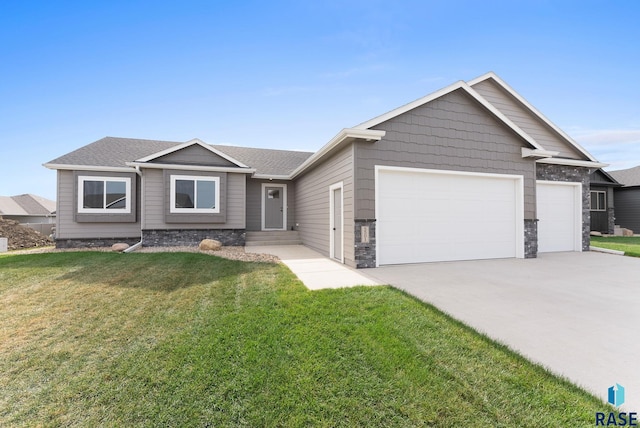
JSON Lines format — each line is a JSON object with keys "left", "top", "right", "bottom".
{"left": 376, "top": 167, "right": 581, "bottom": 266}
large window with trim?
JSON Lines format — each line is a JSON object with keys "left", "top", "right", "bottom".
{"left": 170, "top": 175, "right": 220, "bottom": 213}
{"left": 78, "top": 176, "right": 131, "bottom": 213}
{"left": 590, "top": 190, "right": 606, "bottom": 211}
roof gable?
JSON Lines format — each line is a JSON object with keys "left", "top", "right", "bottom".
{"left": 136, "top": 139, "right": 248, "bottom": 168}
{"left": 0, "top": 194, "right": 55, "bottom": 216}
{"left": 353, "top": 81, "right": 543, "bottom": 150}
{"left": 468, "top": 72, "right": 596, "bottom": 161}
{"left": 590, "top": 169, "right": 621, "bottom": 186}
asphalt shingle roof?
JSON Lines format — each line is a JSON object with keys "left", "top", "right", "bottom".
{"left": 0, "top": 194, "right": 55, "bottom": 216}
{"left": 609, "top": 166, "right": 640, "bottom": 187}
{"left": 46, "top": 137, "right": 314, "bottom": 176}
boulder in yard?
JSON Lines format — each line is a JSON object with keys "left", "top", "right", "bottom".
{"left": 112, "top": 243, "right": 130, "bottom": 252}
{"left": 590, "top": 231, "right": 602, "bottom": 237}
{"left": 199, "top": 239, "right": 222, "bottom": 251}
{"left": 623, "top": 228, "right": 634, "bottom": 237}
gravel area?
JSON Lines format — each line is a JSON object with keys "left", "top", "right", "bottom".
{"left": 6, "top": 245, "right": 281, "bottom": 263}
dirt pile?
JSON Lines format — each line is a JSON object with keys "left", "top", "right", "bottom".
{"left": 0, "top": 217, "right": 54, "bottom": 251}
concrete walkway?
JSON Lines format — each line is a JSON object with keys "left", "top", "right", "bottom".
{"left": 246, "top": 245, "right": 379, "bottom": 290}
{"left": 364, "top": 252, "right": 640, "bottom": 412}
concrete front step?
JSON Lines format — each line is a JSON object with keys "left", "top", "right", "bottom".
{"left": 245, "top": 231, "right": 301, "bottom": 246}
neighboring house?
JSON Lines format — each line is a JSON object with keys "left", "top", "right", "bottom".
{"left": 44, "top": 72, "right": 606, "bottom": 268}
{"left": 589, "top": 169, "right": 621, "bottom": 234}
{"left": 0, "top": 194, "right": 56, "bottom": 223}
{"left": 608, "top": 165, "right": 640, "bottom": 233}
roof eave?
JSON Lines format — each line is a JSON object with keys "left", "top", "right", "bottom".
{"left": 126, "top": 161, "right": 256, "bottom": 174}
{"left": 289, "top": 128, "right": 385, "bottom": 179}
{"left": 536, "top": 158, "right": 608, "bottom": 168}
{"left": 43, "top": 163, "right": 136, "bottom": 173}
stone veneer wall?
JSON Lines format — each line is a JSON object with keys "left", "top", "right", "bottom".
{"left": 142, "top": 229, "right": 245, "bottom": 247}
{"left": 56, "top": 237, "right": 140, "bottom": 249}
{"left": 607, "top": 207, "right": 615, "bottom": 235}
{"left": 524, "top": 219, "right": 538, "bottom": 258}
{"left": 354, "top": 219, "right": 376, "bottom": 268}
{"left": 536, "top": 163, "right": 591, "bottom": 251}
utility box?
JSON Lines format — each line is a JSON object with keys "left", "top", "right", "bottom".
{"left": 0, "top": 237, "right": 7, "bottom": 253}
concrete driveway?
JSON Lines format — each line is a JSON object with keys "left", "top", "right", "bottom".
{"left": 365, "top": 251, "right": 640, "bottom": 411}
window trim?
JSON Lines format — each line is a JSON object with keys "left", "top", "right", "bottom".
{"left": 169, "top": 175, "right": 220, "bottom": 214}
{"left": 77, "top": 176, "right": 132, "bottom": 214}
{"left": 590, "top": 190, "right": 607, "bottom": 211}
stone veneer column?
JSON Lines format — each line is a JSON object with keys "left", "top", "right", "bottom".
{"left": 354, "top": 219, "right": 376, "bottom": 268}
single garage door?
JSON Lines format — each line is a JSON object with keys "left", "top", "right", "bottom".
{"left": 536, "top": 181, "right": 582, "bottom": 253}
{"left": 376, "top": 166, "right": 524, "bottom": 265}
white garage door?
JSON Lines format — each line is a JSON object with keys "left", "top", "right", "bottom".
{"left": 376, "top": 166, "right": 524, "bottom": 265}
{"left": 536, "top": 181, "right": 582, "bottom": 253}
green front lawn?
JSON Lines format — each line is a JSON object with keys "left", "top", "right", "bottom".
{"left": 591, "top": 236, "right": 640, "bottom": 257}
{"left": 0, "top": 252, "right": 611, "bottom": 426}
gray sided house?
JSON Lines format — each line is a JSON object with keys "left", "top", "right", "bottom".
{"left": 45, "top": 72, "right": 606, "bottom": 268}
{"left": 609, "top": 166, "right": 640, "bottom": 233}
{"left": 589, "top": 169, "right": 621, "bottom": 234}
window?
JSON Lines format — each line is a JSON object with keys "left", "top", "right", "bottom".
{"left": 590, "top": 191, "right": 606, "bottom": 211}
{"left": 78, "top": 176, "right": 131, "bottom": 213}
{"left": 170, "top": 175, "right": 220, "bottom": 213}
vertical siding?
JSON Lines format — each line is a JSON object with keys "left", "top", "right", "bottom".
{"left": 143, "top": 169, "right": 246, "bottom": 229}
{"left": 613, "top": 188, "right": 640, "bottom": 232}
{"left": 355, "top": 88, "right": 537, "bottom": 220}
{"left": 56, "top": 170, "right": 141, "bottom": 239}
{"left": 295, "top": 145, "right": 355, "bottom": 266}
{"left": 246, "top": 178, "right": 296, "bottom": 231}
{"left": 471, "top": 79, "right": 585, "bottom": 159}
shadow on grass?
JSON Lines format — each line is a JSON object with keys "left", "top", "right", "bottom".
{"left": 0, "top": 251, "right": 274, "bottom": 292}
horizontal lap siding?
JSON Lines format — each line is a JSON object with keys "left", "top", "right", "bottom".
{"left": 143, "top": 169, "right": 245, "bottom": 229}
{"left": 614, "top": 188, "right": 640, "bottom": 232}
{"left": 355, "top": 89, "right": 536, "bottom": 219}
{"left": 295, "top": 146, "right": 355, "bottom": 266}
{"left": 246, "top": 179, "right": 296, "bottom": 231}
{"left": 56, "top": 170, "right": 141, "bottom": 239}
{"left": 471, "top": 80, "right": 584, "bottom": 159}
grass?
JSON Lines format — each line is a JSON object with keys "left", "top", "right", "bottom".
{"left": 0, "top": 251, "right": 613, "bottom": 427}
{"left": 590, "top": 236, "right": 640, "bottom": 257}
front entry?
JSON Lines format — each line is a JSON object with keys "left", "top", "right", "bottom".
{"left": 262, "top": 184, "right": 286, "bottom": 230}
{"left": 330, "top": 182, "right": 343, "bottom": 262}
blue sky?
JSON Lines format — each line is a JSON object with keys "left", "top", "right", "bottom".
{"left": 1, "top": 1, "right": 639, "bottom": 200}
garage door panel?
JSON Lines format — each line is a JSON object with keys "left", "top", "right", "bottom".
{"left": 377, "top": 168, "right": 523, "bottom": 265}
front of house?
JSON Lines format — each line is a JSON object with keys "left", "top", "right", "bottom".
{"left": 45, "top": 72, "right": 606, "bottom": 268}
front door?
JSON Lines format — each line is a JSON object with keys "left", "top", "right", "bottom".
{"left": 263, "top": 184, "right": 285, "bottom": 230}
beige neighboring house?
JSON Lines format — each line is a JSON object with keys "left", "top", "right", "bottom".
{"left": 45, "top": 72, "right": 606, "bottom": 268}
{"left": 0, "top": 194, "right": 56, "bottom": 223}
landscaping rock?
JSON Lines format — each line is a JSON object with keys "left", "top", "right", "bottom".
{"left": 111, "top": 243, "right": 130, "bottom": 252}
{"left": 623, "top": 228, "right": 634, "bottom": 237}
{"left": 590, "top": 231, "right": 602, "bottom": 237}
{"left": 199, "top": 239, "right": 222, "bottom": 251}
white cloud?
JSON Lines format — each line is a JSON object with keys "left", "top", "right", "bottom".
{"left": 572, "top": 128, "right": 640, "bottom": 171}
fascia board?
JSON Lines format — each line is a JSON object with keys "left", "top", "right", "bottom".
{"left": 468, "top": 72, "right": 598, "bottom": 162}
{"left": 126, "top": 161, "right": 256, "bottom": 174}
{"left": 289, "top": 128, "right": 385, "bottom": 179}
{"left": 43, "top": 163, "right": 135, "bottom": 173}
{"left": 252, "top": 174, "right": 292, "bottom": 180}
{"left": 536, "top": 158, "right": 608, "bottom": 168}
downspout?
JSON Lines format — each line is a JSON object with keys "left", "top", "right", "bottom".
{"left": 124, "top": 165, "right": 143, "bottom": 253}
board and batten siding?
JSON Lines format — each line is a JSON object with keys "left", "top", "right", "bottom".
{"left": 142, "top": 168, "right": 246, "bottom": 230}
{"left": 56, "top": 170, "right": 141, "bottom": 239}
{"left": 295, "top": 145, "right": 355, "bottom": 266}
{"left": 613, "top": 188, "right": 640, "bottom": 233}
{"left": 471, "top": 79, "right": 584, "bottom": 160}
{"left": 246, "top": 178, "right": 296, "bottom": 231}
{"left": 355, "top": 88, "right": 537, "bottom": 220}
